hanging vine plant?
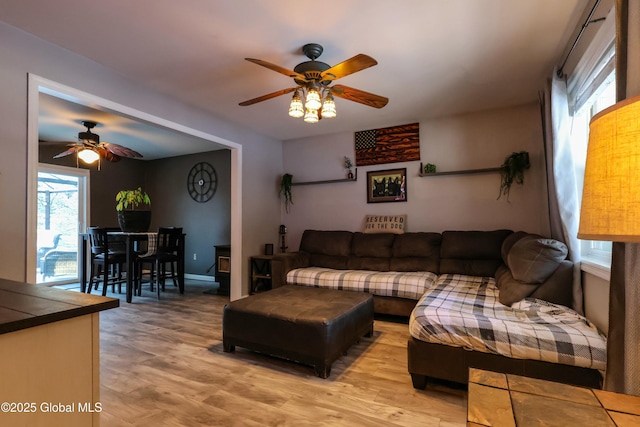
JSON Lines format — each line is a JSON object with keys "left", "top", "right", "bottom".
{"left": 498, "top": 151, "right": 530, "bottom": 200}
{"left": 280, "top": 173, "right": 293, "bottom": 212}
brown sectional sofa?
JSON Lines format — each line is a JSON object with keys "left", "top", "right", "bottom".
{"left": 271, "top": 229, "right": 605, "bottom": 389}
{"left": 271, "top": 229, "right": 573, "bottom": 317}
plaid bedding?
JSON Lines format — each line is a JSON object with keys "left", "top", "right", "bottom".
{"left": 409, "top": 274, "right": 607, "bottom": 370}
{"left": 287, "top": 267, "right": 438, "bottom": 300}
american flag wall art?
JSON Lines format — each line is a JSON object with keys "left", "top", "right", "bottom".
{"left": 354, "top": 122, "right": 420, "bottom": 166}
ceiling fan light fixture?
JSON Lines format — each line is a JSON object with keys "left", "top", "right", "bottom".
{"left": 321, "top": 91, "right": 336, "bottom": 119}
{"left": 77, "top": 148, "right": 100, "bottom": 164}
{"left": 303, "top": 108, "right": 319, "bottom": 124}
{"left": 304, "top": 87, "right": 322, "bottom": 111}
{"left": 240, "top": 43, "right": 388, "bottom": 124}
{"left": 288, "top": 89, "right": 304, "bottom": 118}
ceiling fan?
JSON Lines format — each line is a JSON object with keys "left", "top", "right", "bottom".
{"left": 239, "top": 43, "right": 388, "bottom": 123}
{"left": 52, "top": 120, "right": 143, "bottom": 167}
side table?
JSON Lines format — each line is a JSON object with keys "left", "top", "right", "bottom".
{"left": 467, "top": 368, "right": 640, "bottom": 426}
{"left": 214, "top": 244, "right": 231, "bottom": 296}
{"left": 250, "top": 255, "right": 273, "bottom": 294}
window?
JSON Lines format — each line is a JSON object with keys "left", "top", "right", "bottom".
{"left": 570, "top": 70, "right": 615, "bottom": 268}
{"left": 565, "top": 6, "right": 616, "bottom": 271}
{"left": 36, "top": 164, "right": 89, "bottom": 285}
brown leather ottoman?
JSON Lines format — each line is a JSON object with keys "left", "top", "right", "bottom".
{"left": 222, "top": 285, "right": 374, "bottom": 378}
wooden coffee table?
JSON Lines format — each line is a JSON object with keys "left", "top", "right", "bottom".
{"left": 467, "top": 368, "right": 640, "bottom": 426}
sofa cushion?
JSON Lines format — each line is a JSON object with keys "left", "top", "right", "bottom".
{"left": 495, "top": 264, "right": 539, "bottom": 305}
{"left": 300, "top": 230, "right": 353, "bottom": 256}
{"left": 287, "top": 267, "right": 437, "bottom": 300}
{"left": 348, "top": 257, "right": 390, "bottom": 271}
{"left": 389, "top": 232, "right": 441, "bottom": 272}
{"left": 496, "top": 261, "right": 573, "bottom": 307}
{"left": 309, "top": 254, "right": 349, "bottom": 270}
{"left": 392, "top": 232, "right": 441, "bottom": 257}
{"left": 500, "top": 231, "right": 529, "bottom": 264}
{"left": 390, "top": 257, "right": 438, "bottom": 272}
{"left": 439, "top": 230, "right": 513, "bottom": 277}
{"left": 507, "top": 235, "right": 568, "bottom": 283}
{"left": 300, "top": 230, "right": 353, "bottom": 270}
{"left": 351, "top": 232, "right": 395, "bottom": 258}
{"left": 529, "top": 260, "right": 573, "bottom": 307}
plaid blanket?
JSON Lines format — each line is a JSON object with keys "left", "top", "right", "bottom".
{"left": 287, "top": 267, "right": 438, "bottom": 300}
{"left": 138, "top": 232, "right": 158, "bottom": 257}
{"left": 409, "top": 274, "right": 607, "bottom": 370}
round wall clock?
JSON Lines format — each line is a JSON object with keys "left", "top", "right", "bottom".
{"left": 187, "top": 162, "right": 217, "bottom": 203}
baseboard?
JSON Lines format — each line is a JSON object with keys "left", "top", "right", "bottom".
{"left": 184, "top": 274, "right": 216, "bottom": 282}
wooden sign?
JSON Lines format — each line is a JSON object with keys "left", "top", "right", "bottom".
{"left": 354, "top": 122, "right": 420, "bottom": 166}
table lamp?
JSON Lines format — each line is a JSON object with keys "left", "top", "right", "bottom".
{"left": 579, "top": 93, "right": 640, "bottom": 241}
{"left": 578, "top": 92, "right": 640, "bottom": 395}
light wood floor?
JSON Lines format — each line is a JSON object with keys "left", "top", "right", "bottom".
{"left": 84, "top": 280, "right": 467, "bottom": 426}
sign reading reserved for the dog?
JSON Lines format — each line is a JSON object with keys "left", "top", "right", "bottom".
{"left": 363, "top": 215, "right": 406, "bottom": 234}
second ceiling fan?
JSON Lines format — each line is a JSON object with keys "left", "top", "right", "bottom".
{"left": 53, "top": 120, "right": 143, "bottom": 168}
{"left": 239, "top": 43, "right": 388, "bottom": 123}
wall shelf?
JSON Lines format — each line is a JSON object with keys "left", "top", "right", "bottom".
{"left": 418, "top": 167, "right": 501, "bottom": 177}
{"left": 291, "top": 168, "right": 358, "bottom": 186}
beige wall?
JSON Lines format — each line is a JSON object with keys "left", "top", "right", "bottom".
{"left": 281, "top": 102, "right": 550, "bottom": 250}
{"left": 583, "top": 269, "right": 610, "bottom": 335}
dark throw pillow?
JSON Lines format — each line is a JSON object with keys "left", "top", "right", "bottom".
{"left": 495, "top": 264, "right": 539, "bottom": 306}
{"left": 507, "top": 235, "right": 568, "bottom": 284}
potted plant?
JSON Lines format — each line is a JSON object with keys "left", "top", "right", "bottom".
{"left": 115, "top": 187, "right": 152, "bottom": 232}
{"left": 344, "top": 156, "right": 354, "bottom": 179}
{"left": 280, "top": 174, "right": 293, "bottom": 213}
{"left": 498, "top": 151, "right": 530, "bottom": 200}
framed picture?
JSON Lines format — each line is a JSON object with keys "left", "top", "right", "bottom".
{"left": 366, "top": 168, "right": 407, "bottom": 203}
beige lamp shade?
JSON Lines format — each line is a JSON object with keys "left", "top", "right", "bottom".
{"left": 578, "top": 93, "right": 640, "bottom": 242}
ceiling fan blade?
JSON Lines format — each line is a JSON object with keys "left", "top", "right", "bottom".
{"left": 52, "top": 146, "right": 81, "bottom": 158}
{"left": 239, "top": 87, "right": 297, "bottom": 106}
{"left": 331, "top": 85, "right": 389, "bottom": 109}
{"left": 321, "top": 54, "right": 378, "bottom": 81}
{"left": 245, "top": 58, "right": 307, "bottom": 81}
{"left": 100, "top": 142, "right": 143, "bottom": 158}
{"left": 97, "top": 147, "right": 121, "bottom": 162}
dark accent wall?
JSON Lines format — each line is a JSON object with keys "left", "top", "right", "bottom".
{"left": 39, "top": 146, "right": 231, "bottom": 277}
{"left": 145, "top": 151, "right": 231, "bottom": 276}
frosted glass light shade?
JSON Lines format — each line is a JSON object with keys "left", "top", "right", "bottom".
{"left": 288, "top": 90, "right": 304, "bottom": 118}
{"left": 304, "top": 88, "right": 321, "bottom": 111}
{"left": 321, "top": 92, "right": 336, "bottom": 118}
{"left": 78, "top": 148, "right": 100, "bottom": 164}
{"left": 578, "top": 94, "right": 640, "bottom": 242}
{"left": 303, "top": 108, "right": 319, "bottom": 124}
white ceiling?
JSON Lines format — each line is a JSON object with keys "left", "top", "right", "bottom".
{"left": 0, "top": 0, "right": 591, "bottom": 158}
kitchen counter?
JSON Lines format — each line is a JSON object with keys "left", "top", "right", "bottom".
{"left": 0, "top": 278, "right": 118, "bottom": 427}
{"left": 0, "top": 278, "right": 118, "bottom": 334}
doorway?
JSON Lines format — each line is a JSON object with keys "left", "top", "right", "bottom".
{"left": 27, "top": 74, "right": 243, "bottom": 299}
{"left": 36, "top": 164, "right": 89, "bottom": 285}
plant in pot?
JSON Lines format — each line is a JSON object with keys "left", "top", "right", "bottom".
{"left": 115, "top": 187, "right": 152, "bottom": 232}
{"left": 280, "top": 174, "right": 293, "bottom": 213}
{"left": 344, "top": 156, "right": 354, "bottom": 179}
{"left": 497, "top": 151, "right": 530, "bottom": 200}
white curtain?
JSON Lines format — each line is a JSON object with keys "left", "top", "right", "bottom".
{"left": 541, "top": 71, "right": 584, "bottom": 314}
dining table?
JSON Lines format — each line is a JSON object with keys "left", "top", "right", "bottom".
{"left": 80, "top": 230, "right": 185, "bottom": 303}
